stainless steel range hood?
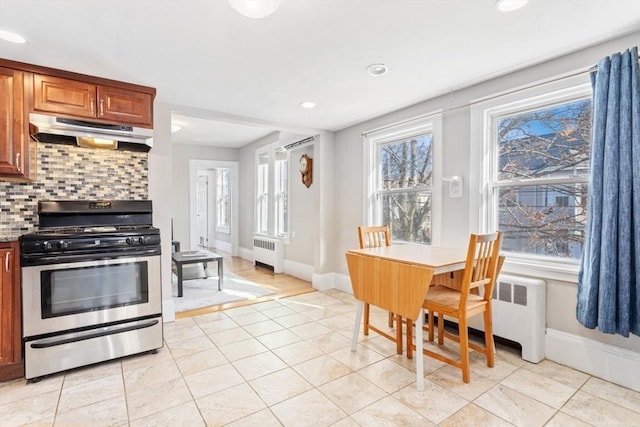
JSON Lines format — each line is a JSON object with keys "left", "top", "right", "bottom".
{"left": 29, "top": 113, "right": 153, "bottom": 151}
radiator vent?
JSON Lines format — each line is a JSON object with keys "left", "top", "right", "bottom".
{"left": 252, "top": 236, "right": 284, "bottom": 273}
{"left": 469, "top": 274, "right": 546, "bottom": 363}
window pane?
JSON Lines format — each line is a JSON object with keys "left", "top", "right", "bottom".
{"left": 498, "top": 184, "right": 587, "bottom": 258}
{"left": 497, "top": 99, "right": 591, "bottom": 181}
{"left": 379, "top": 134, "right": 432, "bottom": 190}
{"left": 275, "top": 158, "right": 288, "bottom": 236}
{"left": 380, "top": 191, "right": 431, "bottom": 244}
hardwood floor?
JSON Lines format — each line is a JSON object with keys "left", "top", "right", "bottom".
{"left": 175, "top": 252, "right": 316, "bottom": 319}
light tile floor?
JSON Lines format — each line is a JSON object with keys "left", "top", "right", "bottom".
{"left": 1, "top": 290, "right": 639, "bottom": 426}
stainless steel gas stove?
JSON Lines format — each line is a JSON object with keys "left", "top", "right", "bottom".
{"left": 19, "top": 200, "right": 163, "bottom": 380}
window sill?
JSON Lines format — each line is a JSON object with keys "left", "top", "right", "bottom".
{"left": 502, "top": 256, "right": 579, "bottom": 284}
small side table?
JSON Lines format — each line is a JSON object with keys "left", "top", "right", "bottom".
{"left": 172, "top": 250, "right": 223, "bottom": 297}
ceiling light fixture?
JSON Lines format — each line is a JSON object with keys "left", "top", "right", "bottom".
{"left": 300, "top": 101, "right": 316, "bottom": 109}
{"left": 228, "top": 0, "right": 280, "bottom": 19}
{"left": 0, "top": 30, "right": 27, "bottom": 44}
{"left": 367, "top": 63, "right": 389, "bottom": 77}
{"left": 495, "top": 0, "right": 528, "bottom": 12}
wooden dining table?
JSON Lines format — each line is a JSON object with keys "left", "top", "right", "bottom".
{"left": 345, "top": 243, "right": 468, "bottom": 392}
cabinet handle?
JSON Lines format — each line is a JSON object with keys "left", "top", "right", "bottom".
{"left": 99, "top": 99, "right": 104, "bottom": 116}
{"left": 15, "top": 152, "right": 21, "bottom": 172}
{"left": 4, "top": 251, "right": 9, "bottom": 273}
{"left": 90, "top": 98, "right": 95, "bottom": 115}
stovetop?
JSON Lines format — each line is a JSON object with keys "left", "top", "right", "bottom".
{"left": 20, "top": 200, "right": 161, "bottom": 259}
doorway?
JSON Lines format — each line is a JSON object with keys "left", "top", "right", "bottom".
{"left": 189, "top": 160, "right": 239, "bottom": 256}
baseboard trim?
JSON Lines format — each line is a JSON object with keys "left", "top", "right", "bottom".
{"left": 212, "top": 239, "right": 232, "bottom": 253}
{"left": 162, "top": 298, "right": 176, "bottom": 323}
{"left": 545, "top": 328, "right": 640, "bottom": 392}
{"left": 334, "top": 272, "right": 353, "bottom": 294}
{"left": 284, "top": 259, "right": 314, "bottom": 282}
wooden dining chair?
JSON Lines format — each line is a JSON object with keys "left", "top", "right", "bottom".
{"left": 414, "top": 232, "right": 503, "bottom": 383}
{"left": 357, "top": 225, "right": 405, "bottom": 355}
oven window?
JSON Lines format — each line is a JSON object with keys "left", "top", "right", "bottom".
{"left": 41, "top": 261, "right": 149, "bottom": 318}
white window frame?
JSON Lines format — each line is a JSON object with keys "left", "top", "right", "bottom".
{"left": 215, "top": 168, "right": 230, "bottom": 234}
{"left": 255, "top": 143, "right": 290, "bottom": 239}
{"left": 363, "top": 112, "right": 443, "bottom": 245}
{"left": 470, "top": 74, "right": 592, "bottom": 281}
{"left": 274, "top": 150, "right": 289, "bottom": 237}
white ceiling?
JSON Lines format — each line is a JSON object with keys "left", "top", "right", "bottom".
{"left": 1, "top": 1, "right": 638, "bottom": 148}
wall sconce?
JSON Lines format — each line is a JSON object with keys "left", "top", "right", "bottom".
{"left": 442, "top": 176, "right": 463, "bottom": 198}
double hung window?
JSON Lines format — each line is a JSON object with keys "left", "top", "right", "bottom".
{"left": 474, "top": 76, "right": 592, "bottom": 262}
{"left": 216, "top": 169, "right": 230, "bottom": 233}
{"left": 255, "top": 146, "right": 289, "bottom": 238}
{"left": 365, "top": 115, "right": 442, "bottom": 244}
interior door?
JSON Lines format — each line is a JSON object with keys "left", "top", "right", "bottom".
{"left": 196, "top": 174, "right": 208, "bottom": 249}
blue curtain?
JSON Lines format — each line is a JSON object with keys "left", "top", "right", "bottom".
{"left": 577, "top": 47, "right": 640, "bottom": 337}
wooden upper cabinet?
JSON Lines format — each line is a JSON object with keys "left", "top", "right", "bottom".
{"left": 0, "top": 67, "right": 33, "bottom": 180}
{"left": 97, "top": 85, "right": 152, "bottom": 127}
{"left": 33, "top": 74, "right": 95, "bottom": 118}
{"left": 32, "top": 74, "right": 153, "bottom": 127}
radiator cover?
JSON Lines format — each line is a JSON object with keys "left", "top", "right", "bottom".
{"left": 253, "top": 236, "right": 284, "bottom": 273}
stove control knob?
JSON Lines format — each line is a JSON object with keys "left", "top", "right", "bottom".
{"left": 43, "top": 241, "right": 53, "bottom": 251}
{"left": 138, "top": 237, "right": 145, "bottom": 245}
{"left": 126, "top": 237, "right": 135, "bottom": 245}
{"left": 57, "top": 240, "right": 68, "bottom": 250}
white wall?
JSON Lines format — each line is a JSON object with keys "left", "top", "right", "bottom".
{"left": 148, "top": 102, "right": 175, "bottom": 322}
{"left": 333, "top": 32, "right": 640, "bottom": 356}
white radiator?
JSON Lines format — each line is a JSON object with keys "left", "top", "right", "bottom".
{"left": 468, "top": 274, "right": 546, "bottom": 363}
{"left": 253, "top": 236, "right": 284, "bottom": 273}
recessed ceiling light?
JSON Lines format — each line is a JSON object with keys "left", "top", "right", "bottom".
{"left": 228, "top": 0, "right": 280, "bottom": 19}
{"left": 0, "top": 30, "right": 27, "bottom": 44}
{"left": 367, "top": 63, "right": 389, "bottom": 77}
{"left": 300, "top": 101, "right": 316, "bottom": 109}
{"left": 495, "top": 0, "right": 528, "bottom": 12}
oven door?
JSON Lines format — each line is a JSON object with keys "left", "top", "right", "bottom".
{"left": 21, "top": 254, "right": 161, "bottom": 338}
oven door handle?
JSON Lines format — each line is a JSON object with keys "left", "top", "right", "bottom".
{"left": 30, "top": 319, "right": 160, "bottom": 349}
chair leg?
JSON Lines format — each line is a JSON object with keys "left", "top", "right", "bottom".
{"left": 459, "top": 317, "right": 470, "bottom": 383}
{"left": 388, "top": 311, "right": 394, "bottom": 328}
{"left": 484, "top": 308, "right": 495, "bottom": 367}
{"left": 428, "top": 310, "right": 435, "bottom": 342}
{"left": 437, "top": 314, "right": 444, "bottom": 345}
{"left": 395, "top": 314, "right": 403, "bottom": 354}
{"left": 364, "top": 303, "right": 370, "bottom": 335}
{"left": 406, "top": 319, "right": 413, "bottom": 359}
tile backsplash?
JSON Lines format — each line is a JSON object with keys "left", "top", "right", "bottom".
{"left": 0, "top": 142, "right": 148, "bottom": 238}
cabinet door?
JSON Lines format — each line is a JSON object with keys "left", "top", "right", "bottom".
{"left": 97, "top": 85, "right": 153, "bottom": 127}
{"left": 33, "top": 74, "right": 96, "bottom": 118}
{"left": 0, "top": 246, "right": 16, "bottom": 366}
{"left": 0, "top": 67, "right": 29, "bottom": 177}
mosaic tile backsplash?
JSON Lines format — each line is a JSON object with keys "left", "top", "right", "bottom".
{"left": 0, "top": 142, "right": 148, "bottom": 239}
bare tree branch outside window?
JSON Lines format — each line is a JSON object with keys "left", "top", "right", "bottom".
{"left": 496, "top": 98, "right": 591, "bottom": 258}
{"left": 377, "top": 134, "right": 433, "bottom": 244}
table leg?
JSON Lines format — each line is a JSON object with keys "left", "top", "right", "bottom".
{"left": 416, "top": 307, "right": 424, "bottom": 392}
{"left": 177, "top": 264, "right": 183, "bottom": 298}
{"left": 351, "top": 301, "right": 363, "bottom": 352}
{"left": 218, "top": 259, "right": 223, "bottom": 290}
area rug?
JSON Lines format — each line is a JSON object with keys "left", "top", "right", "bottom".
{"left": 172, "top": 271, "right": 275, "bottom": 313}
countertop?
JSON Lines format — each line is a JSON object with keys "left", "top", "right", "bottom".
{"left": 0, "top": 236, "right": 19, "bottom": 243}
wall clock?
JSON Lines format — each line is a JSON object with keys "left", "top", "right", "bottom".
{"left": 299, "top": 154, "right": 313, "bottom": 188}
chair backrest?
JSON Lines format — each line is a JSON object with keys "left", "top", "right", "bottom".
{"left": 460, "top": 232, "right": 503, "bottom": 306}
{"left": 358, "top": 225, "right": 391, "bottom": 249}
